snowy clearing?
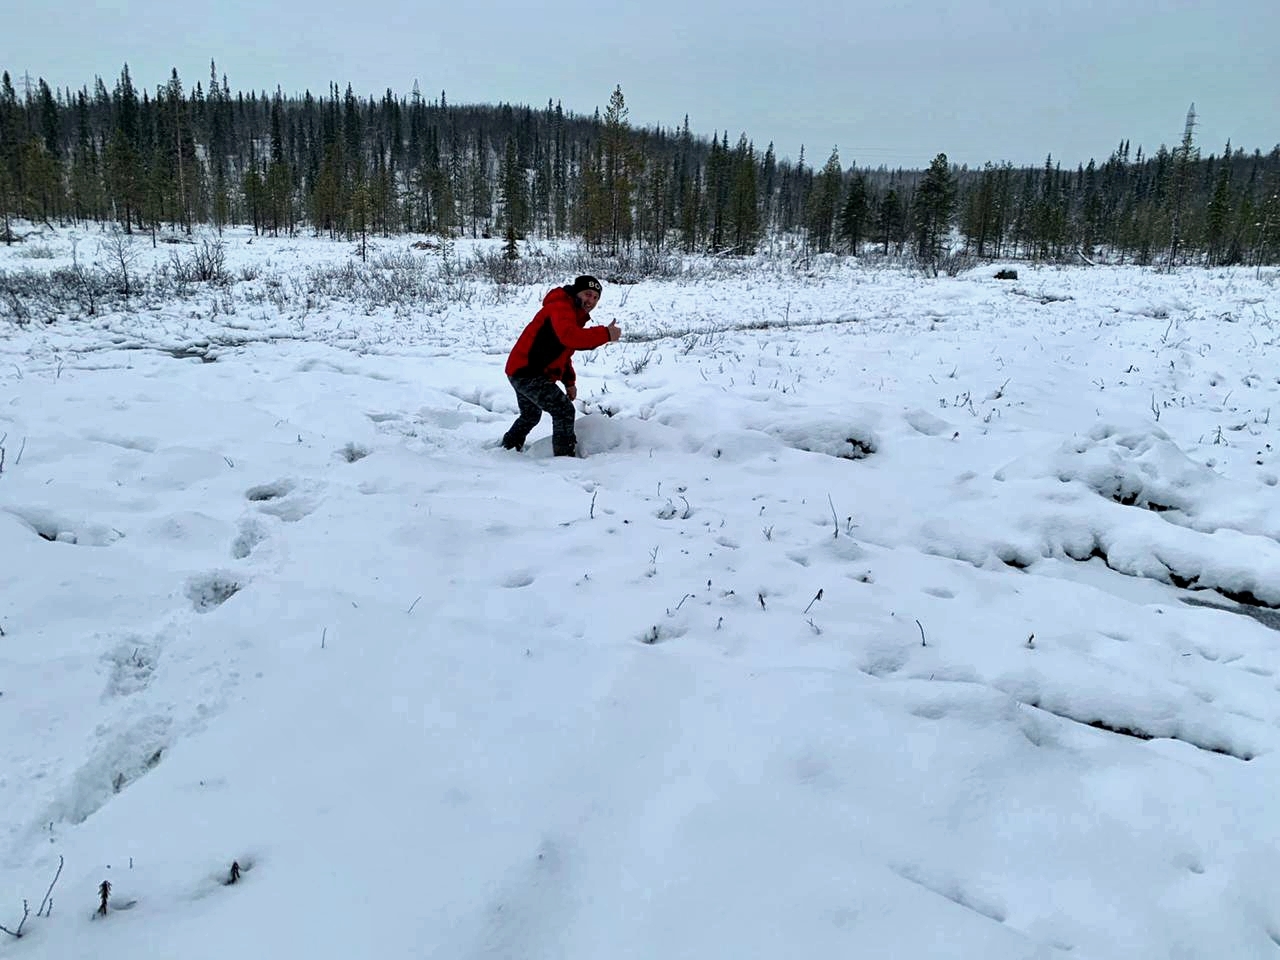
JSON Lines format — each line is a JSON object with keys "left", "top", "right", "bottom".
{"left": 3, "top": 225, "right": 1280, "bottom": 958}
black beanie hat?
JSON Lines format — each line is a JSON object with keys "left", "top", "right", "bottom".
{"left": 570, "top": 275, "right": 603, "bottom": 295}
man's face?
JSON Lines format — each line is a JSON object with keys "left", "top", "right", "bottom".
{"left": 577, "top": 289, "right": 600, "bottom": 312}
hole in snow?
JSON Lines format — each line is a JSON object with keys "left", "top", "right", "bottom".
{"left": 4, "top": 507, "right": 123, "bottom": 546}
{"left": 338, "top": 442, "right": 370, "bottom": 463}
{"left": 245, "top": 479, "right": 296, "bottom": 502}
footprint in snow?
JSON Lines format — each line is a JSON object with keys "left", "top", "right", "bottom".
{"left": 337, "top": 442, "right": 371, "bottom": 463}
{"left": 231, "top": 516, "right": 271, "bottom": 559}
{"left": 186, "top": 572, "right": 243, "bottom": 612}
{"left": 46, "top": 714, "right": 171, "bottom": 826}
{"left": 245, "top": 478, "right": 322, "bottom": 522}
{"left": 102, "top": 638, "right": 160, "bottom": 698}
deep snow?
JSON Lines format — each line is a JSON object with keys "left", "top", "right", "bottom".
{"left": 2, "top": 226, "right": 1280, "bottom": 958}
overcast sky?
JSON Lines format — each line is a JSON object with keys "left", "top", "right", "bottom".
{"left": 4, "top": 0, "right": 1277, "bottom": 170}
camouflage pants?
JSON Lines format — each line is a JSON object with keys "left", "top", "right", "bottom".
{"left": 502, "top": 374, "right": 576, "bottom": 456}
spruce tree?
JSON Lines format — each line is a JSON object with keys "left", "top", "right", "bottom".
{"left": 727, "top": 134, "right": 759, "bottom": 254}
{"left": 876, "top": 188, "right": 906, "bottom": 255}
{"left": 601, "top": 85, "right": 636, "bottom": 254}
{"left": 162, "top": 69, "right": 197, "bottom": 231}
{"left": 37, "top": 78, "right": 59, "bottom": 157}
{"left": 0, "top": 73, "right": 20, "bottom": 241}
{"left": 1167, "top": 103, "right": 1199, "bottom": 268}
{"left": 466, "top": 129, "right": 491, "bottom": 238}
{"left": 705, "top": 132, "right": 730, "bottom": 251}
{"left": 913, "top": 152, "right": 955, "bottom": 264}
{"left": 69, "top": 88, "right": 102, "bottom": 224}
{"left": 1205, "top": 157, "right": 1233, "bottom": 265}
{"left": 759, "top": 143, "right": 777, "bottom": 229}
{"left": 1078, "top": 160, "right": 1102, "bottom": 257}
{"left": 806, "top": 148, "right": 842, "bottom": 253}
{"left": 1256, "top": 169, "right": 1280, "bottom": 270}
{"left": 960, "top": 163, "right": 998, "bottom": 257}
{"left": 838, "top": 171, "right": 869, "bottom": 255}
{"left": 578, "top": 139, "right": 609, "bottom": 250}
{"left": 499, "top": 133, "right": 527, "bottom": 237}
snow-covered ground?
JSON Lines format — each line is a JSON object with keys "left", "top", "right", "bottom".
{"left": 2, "top": 225, "right": 1280, "bottom": 958}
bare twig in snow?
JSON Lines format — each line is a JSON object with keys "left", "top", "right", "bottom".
{"left": 37, "top": 856, "right": 62, "bottom": 918}
{"left": 803, "top": 589, "right": 824, "bottom": 614}
{"left": 0, "top": 901, "right": 29, "bottom": 938}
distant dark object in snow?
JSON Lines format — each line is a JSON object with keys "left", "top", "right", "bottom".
{"left": 994, "top": 269, "right": 1018, "bottom": 280}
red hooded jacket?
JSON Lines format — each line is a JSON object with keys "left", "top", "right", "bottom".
{"left": 505, "top": 286, "right": 610, "bottom": 384}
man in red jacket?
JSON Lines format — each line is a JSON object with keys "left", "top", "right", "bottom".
{"left": 501, "top": 275, "right": 622, "bottom": 457}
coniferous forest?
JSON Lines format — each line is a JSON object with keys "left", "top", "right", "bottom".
{"left": 1, "top": 62, "right": 1278, "bottom": 267}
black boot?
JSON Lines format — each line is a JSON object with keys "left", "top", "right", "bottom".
{"left": 552, "top": 437, "right": 577, "bottom": 458}
{"left": 500, "top": 431, "right": 524, "bottom": 452}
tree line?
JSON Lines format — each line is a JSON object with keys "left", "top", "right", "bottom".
{"left": 1, "top": 64, "right": 1278, "bottom": 267}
